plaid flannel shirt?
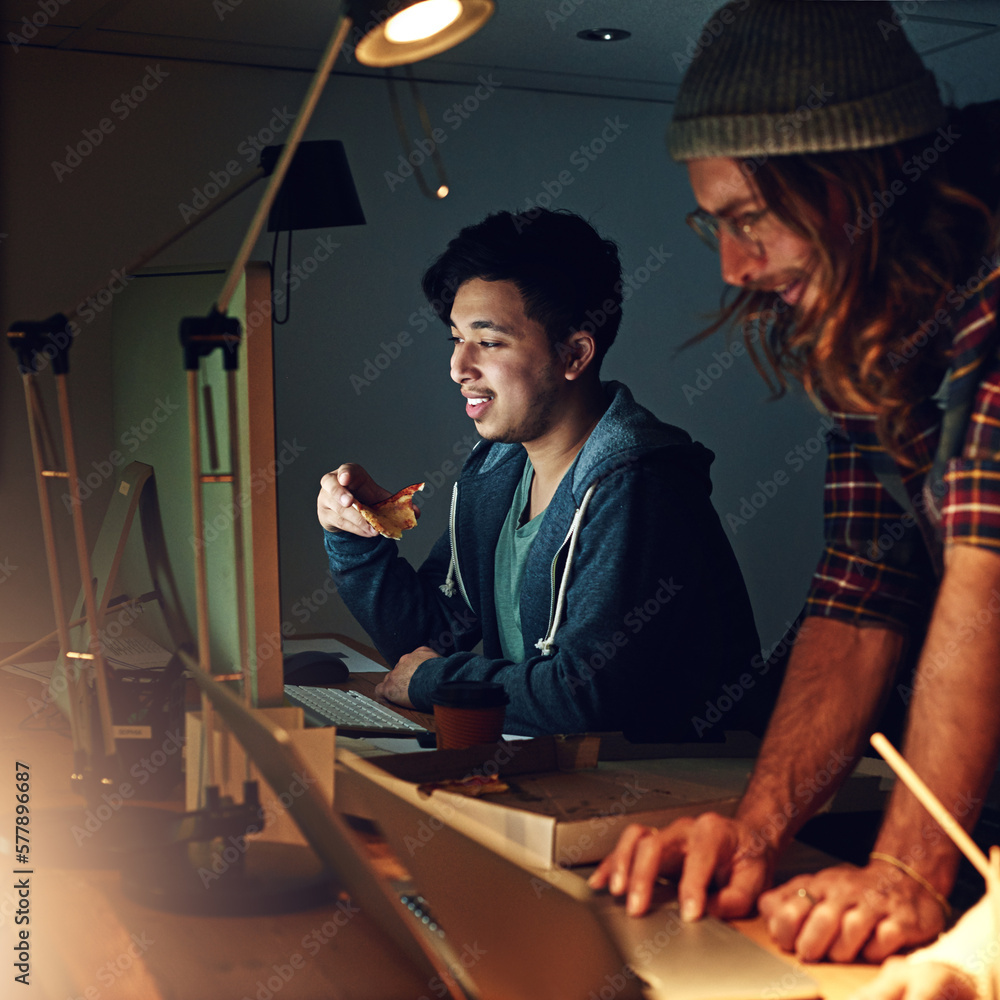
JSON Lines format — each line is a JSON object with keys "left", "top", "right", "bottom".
{"left": 806, "top": 262, "right": 1000, "bottom": 631}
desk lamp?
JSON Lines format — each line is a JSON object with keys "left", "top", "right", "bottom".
{"left": 8, "top": 0, "right": 493, "bottom": 909}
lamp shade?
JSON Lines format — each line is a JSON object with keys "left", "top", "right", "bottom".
{"left": 345, "top": 0, "right": 494, "bottom": 67}
{"left": 261, "top": 140, "right": 366, "bottom": 232}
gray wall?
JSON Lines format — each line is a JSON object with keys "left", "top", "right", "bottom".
{"left": 6, "top": 37, "right": 992, "bottom": 664}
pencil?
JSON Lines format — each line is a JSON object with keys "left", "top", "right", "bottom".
{"left": 869, "top": 732, "right": 991, "bottom": 881}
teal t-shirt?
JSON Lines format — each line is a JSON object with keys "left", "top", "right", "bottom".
{"left": 494, "top": 459, "right": 545, "bottom": 662}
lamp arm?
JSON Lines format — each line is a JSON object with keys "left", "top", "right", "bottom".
{"left": 216, "top": 10, "right": 353, "bottom": 315}
{"left": 60, "top": 167, "right": 266, "bottom": 324}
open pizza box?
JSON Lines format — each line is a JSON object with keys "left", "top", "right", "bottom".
{"left": 334, "top": 733, "right": 763, "bottom": 870}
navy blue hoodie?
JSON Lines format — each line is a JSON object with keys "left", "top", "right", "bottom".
{"left": 324, "top": 382, "right": 762, "bottom": 740}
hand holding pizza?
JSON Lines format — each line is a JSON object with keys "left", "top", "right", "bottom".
{"left": 317, "top": 463, "right": 423, "bottom": 539}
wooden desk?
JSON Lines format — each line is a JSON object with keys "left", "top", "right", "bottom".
{"left": 0, "top": 664, "right": 877, "bottom": 999}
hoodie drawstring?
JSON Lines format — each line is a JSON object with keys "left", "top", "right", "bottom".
{"left": 535, "top": 482, "right": 597, "bottom": 657}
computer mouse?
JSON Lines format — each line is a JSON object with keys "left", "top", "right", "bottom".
{"left": 283, "top": 650, "right": 350, "bottom": 685}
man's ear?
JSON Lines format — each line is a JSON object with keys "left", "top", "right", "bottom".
{"left": 558, "top": 331, "right": 598, "bottom": 380}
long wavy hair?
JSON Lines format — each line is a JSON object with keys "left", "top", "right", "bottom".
{"left": 695, "top": 121, "right": 998, "bottom": 466}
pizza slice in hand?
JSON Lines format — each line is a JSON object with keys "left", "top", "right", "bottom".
{"left": 353, "top": 482, "right": 424, "bottom": 540}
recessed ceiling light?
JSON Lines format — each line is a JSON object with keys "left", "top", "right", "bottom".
{"left": 577, "top": 27, "right": 631, "bottom": 42}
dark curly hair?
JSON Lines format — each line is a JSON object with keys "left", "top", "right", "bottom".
{"left": 421, "top": 209, "right": 624, "bottom": 369}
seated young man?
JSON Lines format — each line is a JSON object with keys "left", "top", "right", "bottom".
{"left": 316, "top": 209, "right": 762, "bottom": 739}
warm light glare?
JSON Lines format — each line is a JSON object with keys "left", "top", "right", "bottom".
{"left": 384, "top": 0, "right": 462, "bottom": 44}
{"left": 436, "top": 185, "right": 449, "bottom": 199}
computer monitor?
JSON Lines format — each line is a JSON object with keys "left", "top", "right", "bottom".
{"left": 109, "top": 262, "right": 283, "bottom": 706}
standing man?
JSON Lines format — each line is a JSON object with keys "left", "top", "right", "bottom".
{"left": 317, "top": 208, "right": 763, "bottom": 741}
{"left": 592, "top": 0, "right": 1000, "bottom": 964}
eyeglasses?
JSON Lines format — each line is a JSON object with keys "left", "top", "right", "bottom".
{"left": 685, "top": 206, "right": 772, "bottom": 259}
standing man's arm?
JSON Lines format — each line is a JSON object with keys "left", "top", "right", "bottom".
{"left": 590, "top": 615, "right": 901, "bottom": 917}
{"left": 592, "top": 548, "right": 1000, "bottom": 963}
{"left": 762, "top": 544, "right": 1000, "bottom": 963}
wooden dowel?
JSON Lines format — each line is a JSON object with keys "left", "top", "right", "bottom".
{"left": 870, "top": 732, "right": 991, "bottom": 881}
{"left": 990, "top": 846, "right": 1000, "bottom": 1000}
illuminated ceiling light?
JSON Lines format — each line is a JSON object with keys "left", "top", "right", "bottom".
{"left": 577, "top": 27, "right": 631, "bottom": 42}
{"left": 348, "top": 0, "right": 495, "bottom": 67}
{"left": 384, "top": 0, "right": 462, "bottom": 43}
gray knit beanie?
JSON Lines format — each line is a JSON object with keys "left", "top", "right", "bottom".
{"left": 670, "top": 0, "right": 946, "bottom": 161}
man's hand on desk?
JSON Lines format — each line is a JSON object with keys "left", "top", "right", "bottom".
{"left": 758, "top": 861, "right": 946, "bottom": 964}
{"left": 373, "top": 646, "right": 441, "bottom": 708}
{"left": 590, "top": 818, "right": 947, "bottom": 963}
{"left": 587, "top": 812, "right": 775, "bottom": 922}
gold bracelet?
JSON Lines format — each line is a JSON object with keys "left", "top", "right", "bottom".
{"left": 869, "top": 851, "right": 953, "bottom": 920}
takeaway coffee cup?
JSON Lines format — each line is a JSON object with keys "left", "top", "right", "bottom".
{"left": 429, "top": 681, "right": 509, "bottom": 750}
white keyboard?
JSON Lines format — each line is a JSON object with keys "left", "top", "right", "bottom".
{"left": 285, "top": 684, "right": 429, "bottom": 734}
